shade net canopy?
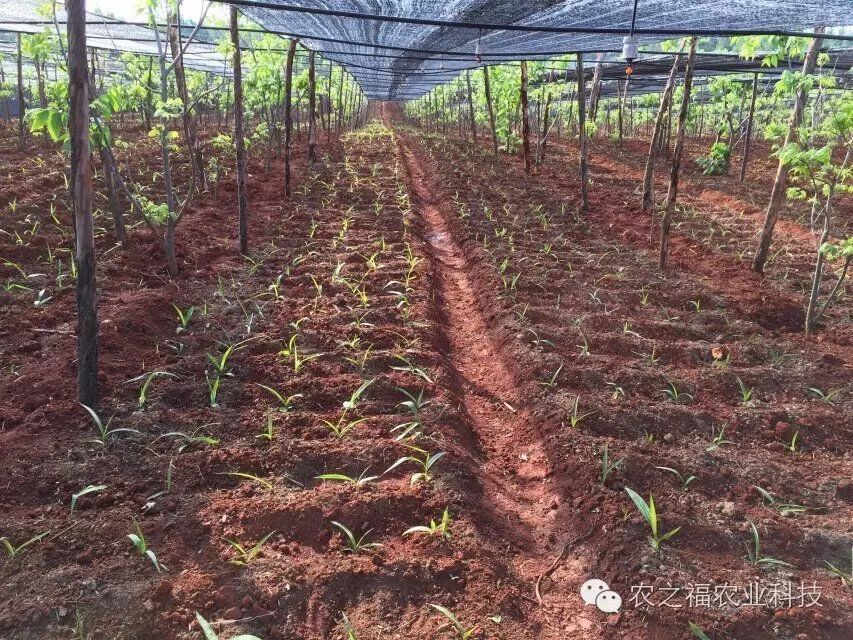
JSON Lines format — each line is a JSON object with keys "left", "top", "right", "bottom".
{"left": 224, "top": 0, "right": 851, "bottom": 100}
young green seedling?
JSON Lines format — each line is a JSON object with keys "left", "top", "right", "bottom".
{"left": 706, "top": 424, "right": 733, "bottom": 452}
{"left": 427, "top": 604, "right": 476, "bottom": 640}
{"left": 688, "top": 622, "right": 712, "bottom": 640}
{"left": 808, "top": 387, "right": 841, "bottom": 405}
{"left": 256, "top": 384, "right": 301, "bottom": 412}
{"left": 226, "top": 531, "right": 276, "bottom": 566}
{"left": 567, "top": 395, "right": 595, "bottom": 427}
{"left": 540, "top": 363, "right": 563, "bottom": 390}
{"left": 824, "top": 547, "right": 853, "bottom": 587}
{"left": 625, "top": 488, "right": 681, "bottom": 552}
{"left": 599, "top": 445, "right": 623, "bottom": 485}
{"left": 195, "top": 613, "right": 263, "bottom": 640}
{"left": 0, "top": 532, "right": 48, "bottom": 558}
{"left": 172, "top": 303, "right": 195, "bottom": 333}
{"left": 316, "top": 468, "right": 379, "bottom": 487}
{"left": 221, "top": 472, "right": 274, "bottom": 491}
{"left": 656, "top": 466, "right": 697, "bottom": 491}
{"left": 662, "top": 381, "right": 693, "bottom": 404}
{"left": 404, "top": 508, "right": 452, "bottom": 540}
{"left": 255, "top": 415, "right": 276, "bottom": 443}
{"left": 331, "top": 521, "right": 382, "bottom": 554}
{"left": 735, "top": 377, "right": 753, "bottom": 403}
{"left": 753, "top": 486, "right": 806, "bottom": 516}
{"left": 126, "top": 371, "right": 178, "bottom": 408}
{"left": 70, "top": 484, "right": 107, "bottom": 515}
{"left": 80, "top": 403, "right": 139, "bottom": 447}
{"left": 390, "top": 356, "right": 434, "bottom": 384}
{"left": 745, "top": 521, "right": 792, "bottom": 567}
{"left": 128, "top": 521, "right": 165, "bottom": 572}
{"left": 384, "top": 446, "right": 445, "bottom": 485}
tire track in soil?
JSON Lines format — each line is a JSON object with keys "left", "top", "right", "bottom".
{"left": 386, "top": 111, "right": 604, "bottom": 637}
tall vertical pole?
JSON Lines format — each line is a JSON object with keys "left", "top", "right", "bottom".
{"left": 659, "top": 37, "right": 698, "bottom": 269}
{"left": 520, "top": 61, "right": 531, "bottom": 174}
{"left": 283, "top": 38, "right": 297, "bottom": 197}
{"left": 739, "top": 72, "right": 759, "bottom": 184}
{"left": 642, "top": 51, "right": 682, "bottom": 212}
{"left": 753, "top": 30, "right": 823, "bottom": 273}
{"left": 483, "top": 66, "right": 499, "bottom": 157}
{"left": 67, "top": 0, "right": 98, "bottom": 406}
{"left": 465, "top": 69, "right": 477, "bottom": 145}
{"left": 16, "top": 33, "right": 25, "bottom": 149}
{"left": 308, "top": 50, "right": 317, "bottom": 167}
{"left": 230, "top": 7, "right": 248, "bottom": 254}
{"left": 576, "top": 54, "right": 589, "bottom": 215}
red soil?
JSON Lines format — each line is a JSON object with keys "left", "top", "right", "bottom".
{"left": 0, "top": 108, "right": 850, "bottom": 640}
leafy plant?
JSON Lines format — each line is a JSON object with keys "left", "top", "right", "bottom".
{"left": 753, "top": 486, "right": 806, "bottom": 516}
{"left": 316, "top": 468, "right": 378, "bottom": 487}
{"left": 256, "top": 384, "right": 301, "bottom": 412}
{"left": 825, "top": 548, "right": 853, "bottom": 587}
{"left": 427, "top": 604, "right": 475, "bottom": 640}
{"left": 70, "top": 484, "right": 107, "bottom": 515}
{"left": 128, "top": 521, "right": 165, "bottom": 572}
{"left": 172, "top": 303, "right": 195, "bottom": 333}
{"left": 331, "top": 521, "right": 382, "bottom": 554}
{"left": 0, "top": 532, "right": 48, "bottom": 558}
{"left": 662, "top": 381, "right": 693, "bottom": 404}
{"left": 567, "top": 395, "right": 595, "bottom": 427}
{"left": 656, "top": 466, "right": 697, "bottom": 491}
{"left": 126, "top": 371, "right": 177, "bottom": 408}
{"left": 807, "top": 387, "right": 841, "bottom": 405}
{"left": 80, "top": 403, "right": 139, "bottom": 446}
{"left": 195, "top": 612, "right": 263, "bottom": 640}
{"left": 735, "top": 377, "right": 753, "bottom": 403}
{"left": 404, "top": 508, "right": 452, "bottom": 540}
{"left": 688, "top": 622, "right": 712, "bottom": 640}
{"left": 385, "top": 446, "right": 445, "bottom": 485}
{"left": 540, "top": 363, "right": 563, "bottom": 390}
{"left": 706, "top": 424, "right": 733, "bottom": 451}
{"left": 745, "top": 521, "right": 792, "bottom": 567}
{"left": 624, "top": 488, "right": 681, "bottom": 551}
{"left": 599, "top": 445, "right": 623, "bottom": 485}
{"left": 226, "top": 531, "right": 276, "bottom": 566}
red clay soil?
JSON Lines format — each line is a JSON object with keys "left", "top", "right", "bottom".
{"left": 0, "top": 105, "right": 851, "bottom": 640}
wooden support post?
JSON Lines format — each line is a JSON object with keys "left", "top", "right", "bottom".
{"left": 659, "top": 37, "right": 698, "bottom": 269}
{"left": 520, "top": 61, "right": 531, "bottom": 174}
{"left": 576, "top": 53, "right": 589, "bottom": 215}
{"left": 466, "top": 69, "right": 477, "bottom": 145}
{"left": 67, "top": 0, "right": 98, "bottom": 406}
{"left": 539, "top": 89, "right": 552, "bottom": 165}
{"left": 17, "top": 33, "right": 25, "bottom": 149}
{"left": 230, "top": 7, "right": 248, "bottom": 254}
{"left": 753, "top": 30, "right": 823, "bottom": 273}
{"left": 588, "top": 53, "right": 603, "bottom": 119}
{"left": 283, "top": 38, "right": 297, "bottom": 197}
{"left": 168, "top": 10, "right": 204, "bottom": 189}
{"left": 739, "top": 72, "right": 759, "bottom": 183}
{"left": 483, "top": 66, "right": 499, "bottom": 157}
{"left": 641, "top": 50, "right": 683, "bottom": 212}
{"left": 308, "top": 50, "right": 317, "bottom": 167}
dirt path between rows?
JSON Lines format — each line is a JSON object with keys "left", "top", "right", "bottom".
{"left": 386, "top": 108, "right": 605, "bottom": 638}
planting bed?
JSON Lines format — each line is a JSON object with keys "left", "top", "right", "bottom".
{"left": 0, "top": 107, "right": 851, "bottom": 640}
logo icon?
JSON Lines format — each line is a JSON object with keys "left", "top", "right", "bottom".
{"left": 580, "top": 578, "right": 622, "bottom": 613}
